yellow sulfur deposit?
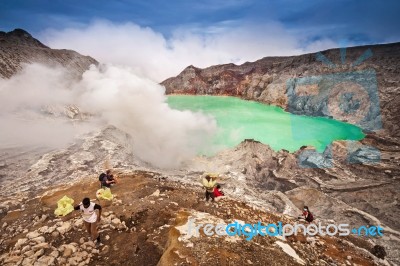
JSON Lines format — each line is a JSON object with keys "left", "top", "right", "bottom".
{"left": 54, "top": 196, "right": 74, "bottom": 216}
{"left": 96, "top": 188, "right": 113, "bottom": 200}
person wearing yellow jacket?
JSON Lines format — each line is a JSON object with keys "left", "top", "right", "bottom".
{"left": 201, "top": 174, "right": 217, "bottom": 202}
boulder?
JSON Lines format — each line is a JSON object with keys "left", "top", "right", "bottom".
{"left": 49, "top": 250, "right": 59, "bottom": 258}
{"left": 67, "top": 256, "right": 80, "bottom": 266}
{"left": 33, "top": 249, "right": 44, "bottom": 258}
{"left": 151, "top": 189, "right": 160, "bottom": 197}
{"left": 74, "top": 218, "right": 83, "bottom": 228}
{"left": 4, "top": 255, "right": 22, "bottom": 264}
{"left": 26, "top": 231, "right": 40, "bottom": 239}
{"left": 83, "top": 241, "right": 95, "bottom": 249}
{"left": 22, "top": 257, "right": 36, "bottom": 266}
{"left": 348, "top": 146, "right": 380, "bottom": 164}
{"left": 35, "top": 255, "right": 54, "bottom": 266}
{"left": 24, "top": 250, "right": 35, "bottom": 257}
{"left": 14, "top": 238, "right": 28, "bottom": 249}
{"left": 21, "top": 245, "right": 31, "bottom": 253}
{"left": 298, "top": 147, "right": 332, "bottom": 168}
{"left": 57, "top": 222, "right": 72, "bottom": 234}
{"left": 63, "top": 248, "right": 73, "bottom": 258}
{"left": 370, "top": 245, "right": 386, "bottom": 259}
{"left": 38, "top": 226, "right": 48, "bottom": 234}
{"left": 31, "top": 236, "right": 45, "bottom": 244}
{"left": 57, "top": 258, "right": 66, "bottom": 264}
{"left": 39, "top": 215, "right": 48, "bottom": 223}
{"left": 102, "top": 245, "right": 110, "bottom": 254}
{"left": 32, "top": 242, "right": 49, "bottom": 251}
{"left": 111, "top": 218, "right": 121, "bottom": 227}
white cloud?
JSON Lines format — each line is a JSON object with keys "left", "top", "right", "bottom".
{"left": 40, "top": 20, "right": 340, "bottom": 82}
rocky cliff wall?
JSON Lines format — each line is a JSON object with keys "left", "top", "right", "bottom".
{"left": 0, "top": 29, "right": 98, "bottom": 79}
{"left": 162, "top": 43, "right": 400, "bottom": 137}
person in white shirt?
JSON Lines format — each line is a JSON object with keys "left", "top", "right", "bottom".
{"left": 74, "top": 197, "right": 102, "bottom": 246}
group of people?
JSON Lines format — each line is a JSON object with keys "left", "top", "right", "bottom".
{"left": 201, "top": 173, "right": 314, "bottom": 223}
{"left": 72, "top": 170, "right": 314, "bottom": 248}
{"left": 70, "top": 169, "right": 118, "bottom": 247}
{"left": 201, "top": 174, "right": 225, "bottom": 202}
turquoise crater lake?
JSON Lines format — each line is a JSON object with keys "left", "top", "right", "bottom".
{"left": 167, "top": 95, "right": 365, "bottom": 154}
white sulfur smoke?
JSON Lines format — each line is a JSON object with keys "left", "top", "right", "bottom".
{"left": 0, "top": 63, "right": 87, "bottom": 148}
{"left": 74, "top": 64, "right": 217, "bottom": 168}
{"left": 0, "top": 63, "right": 217, "bottom": 168}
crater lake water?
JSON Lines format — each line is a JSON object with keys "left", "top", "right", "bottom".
{"left": 167, "top": 95, "right": 365, "bottom": 154}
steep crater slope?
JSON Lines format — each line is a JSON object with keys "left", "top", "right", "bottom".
{"left": 0, "top": 29, "right": 98, "bottom": 79}
{"left": 162, "top": 42, "right": 400, "bottom": 138}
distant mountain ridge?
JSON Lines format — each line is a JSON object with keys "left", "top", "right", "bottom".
{"left": 0, "top": 28, "right": 98, "bottom": 79}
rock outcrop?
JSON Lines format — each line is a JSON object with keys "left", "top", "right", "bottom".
{"left": 0, "top": 29, "right": 98, "bottom": 79}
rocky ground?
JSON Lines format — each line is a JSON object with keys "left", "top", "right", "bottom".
{"left": 0, "top": 170, "right": 391, "bottom": 266}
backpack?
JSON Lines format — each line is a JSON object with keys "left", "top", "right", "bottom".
{"left": 99, "top": 173, "right": 106, "bottom": 182}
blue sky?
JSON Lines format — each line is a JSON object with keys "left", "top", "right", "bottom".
{"left": 2, "top": 0, "right": 399, "bottom": 81}
{"left": 2, "top": 0, "right": 400, "bottom": 43}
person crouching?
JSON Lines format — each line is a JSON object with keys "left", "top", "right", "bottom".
{"left": 298, "top": 206, "right": 314, "bottom": 223}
